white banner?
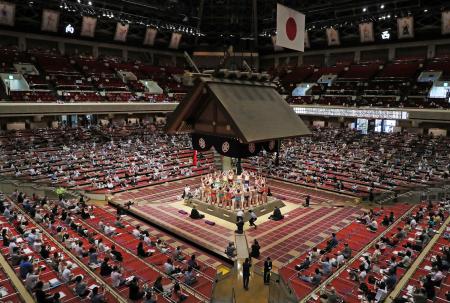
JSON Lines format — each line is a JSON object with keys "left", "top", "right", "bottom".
{"left": 143, "top": 27, "right": 157, "bottom": 46}
{"left": 41, "top": 9, "right": 60, "bottom": 32}
{"left": 81, "top": 16, "right": 97, "bottom": 38}
{"left": 326, "top": 28, "right": 340, "bottom": 46}
{"left": 359, "top": 22, "right": 374, "bottom": 43}
{"left": 397, "top": 16, "right": 414, "bottom": 39}
{"left": 304, "top": 31, "right": 310, "bottom": 49}
{"left": 0, "top": 1, "right": 15, "bottom": 26}
{"left": 114, "top": 23, "right": 129, "bottom": 42}
{"left": 442, "top": 11, "right": 450, "bottom": 35}
{"left": 276, "top": 3, "right": 305, "bottom": 52}
{"left": 169, "top": 32, "right": 182, "bottom": 49}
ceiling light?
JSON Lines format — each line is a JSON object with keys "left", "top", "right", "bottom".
{"left": 380, "top": 4, "right": 384, "bottom": 9}
{"left": 362, "top": 7, "right": 367, "bottom": 12}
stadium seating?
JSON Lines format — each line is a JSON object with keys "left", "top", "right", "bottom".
{"left": 339, "top": 63, "right": 382, "bottom": 81}
{"left": 0, "top": 194, "right": 119, "bottom": 302}
{"left": 10, "top": 90, "right": 57, "bottom": 102}
{"left": 2, "top": 46, "right": 447, "bottom": 108}
{"left": 278, "top": 203, "right": 413, "bottom": 300}
{"left": 0, "top": 48, "right": 187, "bottom": 103}
{"left": 278, "top": 57, "right": 450, "bottom": 108}
{"left": 244, "top": 127, "right": 449, "bottom": 199}
{"left": 375, "top": 62, "right": 421, "bottom": 80}
{"left": 5, "top": 187, "right": 222, "bottom": 302}
{"left": 396, "top": 222, "right": 450, "bottom": 303}
{"left": 0, "top": 125, "right": 215, "bottom": 194}
{"left": 279, "top": 201, "right": 448, "bottom": 302}
{"left": 61, "top": 91, "right": 104, "bottom": 102}
{"left": 424, "top": 58, "right": 450, "bottom": 80}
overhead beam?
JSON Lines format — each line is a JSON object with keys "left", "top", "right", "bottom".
{"left": 195, "top": 0, "right": 205, "bottom": 46}
{"left": 252, "top": 0, "right": 258, "bottom": 48}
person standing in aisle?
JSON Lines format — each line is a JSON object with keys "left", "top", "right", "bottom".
{"left": 242, "top": 258, "right": 251, "bottom": 290}
{"left": 264, "top": 256, "right": 272, "bottom": 285}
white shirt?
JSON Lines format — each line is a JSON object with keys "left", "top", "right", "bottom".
{"left": 132, "top": 229, "right": 141, "bottom": 238}
{"left": 237, "top": 210, "right": 244, "bottom": 218}
{"left": 111, "top": 271, "right": 123, "bottom": 287}
{"left": 359, "top": 270, "right": 367, "bottom": 281}
{"left": 27, "top": 233, "right": 36, "bottom": 244}
{"left": 184, "top": 186, "right": 190, "bottom": 195}
{"left": 432, "top": 270, "right": 444, "bottom": 282}
{"left": 164, "top": 262, "right": 174, "bottom": 274}
{"left": 8, "top": 242, "right": 17, "bottom": 255}
{"left": 370, "top": 221, "right": 378, "bottom": 229}
{"left": 375, "top": 288, "right": 387, "bottom": 302}
{"left": 73, "top": 245, "right": 83, "bottom": 256}
{"left": 335, "top": 254, "right": 344, "bottom": 267}
{"left": 143, "top": 235, "right": 152, "bottom": 246}
{"left": 25, "top": 273, "right": 39, "bottom": 290}
{"left": 61, "top": 268, "right": 72, "bottom": 283}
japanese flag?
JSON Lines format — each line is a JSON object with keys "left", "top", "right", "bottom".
{"left": 276, "top": 3, "right": 305, "bottom": 52}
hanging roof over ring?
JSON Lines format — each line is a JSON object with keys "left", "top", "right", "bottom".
{"left": 166, "top": 77, "right": 311, "bottom": 143}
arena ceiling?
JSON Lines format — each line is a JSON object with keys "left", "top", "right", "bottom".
{"left": 7, "top": 0, "right": 450, "bottom": 52}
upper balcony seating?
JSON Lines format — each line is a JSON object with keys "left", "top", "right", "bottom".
{"left": 424, "top": 58, "right": 450, "bottom": 80}
{"left": 140, "top": 93, "right": 174, "bottom": 103}
{"left": 95, "top": 78, "right": 128, "bottom": 91}
{"left": 165, "top": 82, "right": 188, "bottom": 94}
{"left": 10, "top": 90, "right": 57, "bottom": 102}
{"left": 105, "top": 92, "right": 137, "bottom": 102}
{"left": 52, "top": 75, "right": 94, "bottom": 90}
{"left": 61, "top": 91, "right": 104, "bottom": 102}
{"left": 339, "top": 63, "right": 381, "bottom": 81}
{"left": 325, "top": 82, "right": 360, "bottom": 95}
{"left": 127, "top": 80, "right": 146, "bottom": 92}
{"left": 23, "top": 75, "right": 49, "bottom": 89}
{"left": 375, "top": 62, "right": 420, "bottom": 80}
{"left": 35, "top": 54, "right": 79, "bottom": 76}
{"left": 0, "top": 48, "right": 31, "bottom": 73}
{"left": 409, "top": 82, "right": 433, "bottom": 96}
{"left": 287, "top": 96, "right": 313, "bottom": 105}
{"left": 279, "top": 65, "right": 315, "bottom": 86}
{"left": 308, "top": 65, "right": 347, "bottom": 82}
{"left": 75, "top": 58, "right": 116, "bottom": 77}
{"left": 362, "top": 82, "right": 405, "bottom": 95}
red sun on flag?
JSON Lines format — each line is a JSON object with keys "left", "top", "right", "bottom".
{"left": 286, "top": 17, "right": 297, "bottom": 40}
{"left": 276, "top": 3, "right": 305, "bottom": 51}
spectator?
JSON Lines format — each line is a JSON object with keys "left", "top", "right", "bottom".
{"left": 75, "top": 275, "right": 90, "bottom": 298}
{"left": 128, "top": 277, "right": 145, "bottom": 300}
{"left": 300, "top": 268, "right": 322, "bottom": 286}
{"left": 250, "top": 239, "right": 260, "bottom": 259}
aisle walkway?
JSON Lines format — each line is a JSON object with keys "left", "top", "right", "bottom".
{"left": 213, "top": 259, "right": 271, "bottom": 303}
{"left": 235, "top": 233, "right": 249, "bottom": 259}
